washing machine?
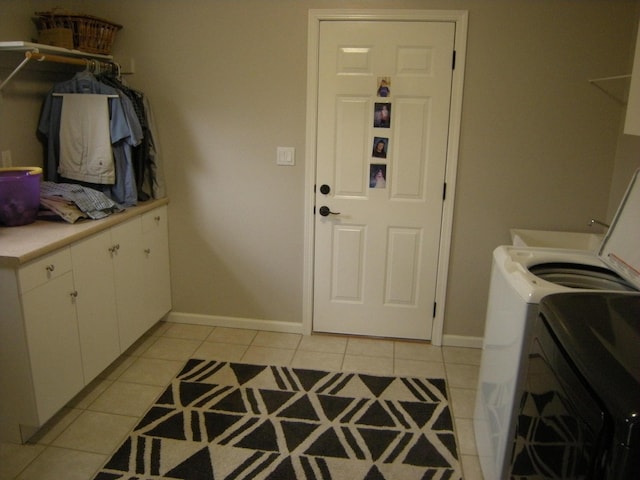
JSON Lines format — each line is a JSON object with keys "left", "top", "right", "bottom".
{"left": 473, "top": 169, "right": 640, "bottom": 480}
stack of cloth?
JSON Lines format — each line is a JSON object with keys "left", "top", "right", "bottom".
{"left": 40, "top": 181, "right": 123, "bottom": 224}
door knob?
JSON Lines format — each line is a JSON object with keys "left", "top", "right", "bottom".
{"left": 319, "top": 206, "right": 340, "bottom": 217}
{"left": 319, "top": 184, "right": 331, "bottom": 194}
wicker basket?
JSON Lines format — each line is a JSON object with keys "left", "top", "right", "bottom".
{"left": 33, "top": 11, "right": 122, "bottom": 55}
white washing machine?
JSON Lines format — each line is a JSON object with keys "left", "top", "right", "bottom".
{"left": 474, "top": 169, "right": 640, "bottom": 480}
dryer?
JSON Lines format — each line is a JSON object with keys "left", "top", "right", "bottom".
{"left": 473, "top": 169, "right": 640, "bottom": 480}
{"left": 511, "top": 292, "right": 640, "bottom": 479}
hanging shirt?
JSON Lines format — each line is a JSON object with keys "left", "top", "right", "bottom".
{"left": 58, "top": 94, "right": 115, "bottom": 184}
{"left": 108, "top": 90, "right": 143, "bottom": 206}
{"left": 143, "top": 95, "right": 167, "bottom": 199}
{"left": 37, "top": 72, "right": 131, "bottom": 182}
{"left": 98, "top": 74, "right": 167, "bottom": 201}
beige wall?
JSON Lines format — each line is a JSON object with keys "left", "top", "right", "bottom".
{"left": 2, "top": 0, "right": 639, "bottom": 340}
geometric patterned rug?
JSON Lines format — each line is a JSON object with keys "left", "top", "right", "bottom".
{"left": 93, "top": 359, "right": 461, "bottom": 480}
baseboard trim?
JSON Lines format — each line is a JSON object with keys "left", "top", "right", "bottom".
{"left": 441, "top": 334, "right": 483, "bottom": 349}
{"left": 167, "top": 312, "right": 304, "bottom": 335}
{"left": 168, "top": 312, "right": 482, "bottom": 348}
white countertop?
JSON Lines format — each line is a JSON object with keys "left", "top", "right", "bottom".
{"left": 0, "top": 198, "right": 169, "bottom": 267}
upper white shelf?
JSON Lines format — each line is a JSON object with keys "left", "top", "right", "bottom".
{"left": 0, "top": 41, "right": 113, "bottom": 60}
{"left": 0, "top": 41, "right": 115, "bottom": 92}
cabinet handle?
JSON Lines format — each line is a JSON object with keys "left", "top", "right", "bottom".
{"left": 154, "top": 216, "right": 161, "bottom": 222}
{"left": 108, "top": 244, "right": 121, "bottom": 254}
{"left": 144, "top": 248, "right": 151, "bottom": 255}
{"left": 45, "top": 264, "right": 55, "bottom": 272}
{"left": 70, "top": 290, "right": 78, "bottom": 298}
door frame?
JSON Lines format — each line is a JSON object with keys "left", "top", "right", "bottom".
{"left": 302, "top": 9, "right": 468, "bottom": 346}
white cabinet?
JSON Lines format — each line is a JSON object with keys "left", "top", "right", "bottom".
{"left": 0, "top": 203, "right": 171, "bottom": 443}
{"left": 111, "top": 206, "right": 172, "bottom": 351}
{"left": 71, "top": 229, "right": 120, "bottom": 383}
{"left": 142, "top": 207, "right": 172, "bottom": 331}
{"left": 73, "top": 205, "right": 172, "bottom": 378}
{"left": 19, "top": 249, "right": 84, "bottom": 428}
{"left": 111, "top": 215, "right": 146, "bottom": 351}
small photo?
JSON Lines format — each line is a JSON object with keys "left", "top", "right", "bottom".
{"left": 373, "top": 103, "right": 391, "bottom": 128}
{"left": 369, "top": 164, "right": 387, "bottom": 189}
{"left": 372, "top": 137, "right": 388, "bottom": 158}
{"left": 377, "top": 77, "right": 391, "bottom": 97}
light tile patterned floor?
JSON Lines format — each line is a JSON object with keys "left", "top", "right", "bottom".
{"left": 0, "top": 322, "right": 484, "bottom": 480}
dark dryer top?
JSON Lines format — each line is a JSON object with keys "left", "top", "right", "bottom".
{"left": 539, "top": 292, "right": 640, "bottom": 448}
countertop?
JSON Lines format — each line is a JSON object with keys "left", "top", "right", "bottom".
{"left": 0, "top": 198, "right": 169, "bottom": 268}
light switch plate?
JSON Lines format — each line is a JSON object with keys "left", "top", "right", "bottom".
{"left": 277, "top": 146, "right": 295, "bottom": 166}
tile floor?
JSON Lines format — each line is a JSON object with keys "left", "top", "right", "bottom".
{"left": 0, "top": 322, "right": 484, "bottom": 480}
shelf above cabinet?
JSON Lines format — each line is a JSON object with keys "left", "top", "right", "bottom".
{"left": 0, "top": 41, "right": 113, "bottom": 60}
{"left": 0, "top": 41, "right": 115, "bottom": 92}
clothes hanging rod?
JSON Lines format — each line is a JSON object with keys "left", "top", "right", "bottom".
{"left": 25, "top": 51, "right": 119, "bottom": 73}
{"left": 26, "top": 50, "right": 90, "bottom": 66}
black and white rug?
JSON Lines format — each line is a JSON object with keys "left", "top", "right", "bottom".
{"left": 93, "top": 359, "right": 461, "bottom": 480}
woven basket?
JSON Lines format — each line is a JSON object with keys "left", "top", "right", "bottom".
{"left": 33, "top": 11, "right": 122, "bottom": 55}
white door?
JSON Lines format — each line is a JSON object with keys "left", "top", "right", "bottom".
{"left": 313, "top": 20, "right": 455, "bottom": 340}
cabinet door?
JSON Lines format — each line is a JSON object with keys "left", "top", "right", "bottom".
{"left": 71, "top": 230, "right": 120, "bottom": 383}
{"left": 142, "top": 206, "right": 172, "bottom": 327}
{"left": 21, "top": 271, "right": 84, "bottom": 424}
{"left": 111, "top": 216, "right": 145, "bottom": 351}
